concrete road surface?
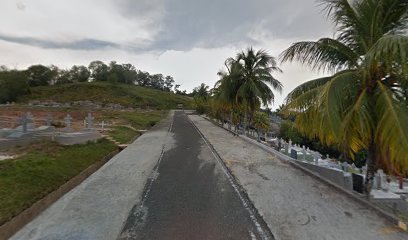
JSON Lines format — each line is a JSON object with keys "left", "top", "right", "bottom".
{"left": 189, "top": 115, "right": 408, "bottom": 240}
{"left": 10, "top": 111, "right": 271, "bottom": 240}
{"left": 118, "top": 111, "right": 271, "bottom": 239}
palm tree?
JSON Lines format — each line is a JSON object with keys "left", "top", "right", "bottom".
{"left": 253, "top": 111, "right": 270, "bottom": 140}
{"left": 215, "top": 59, "right": 245, "bottom": 131}
{"left": 281, "top": 0, "right": 408, "bottom": 191}
{"left": 233, "top": 47, "right": 283, "bottom": 135}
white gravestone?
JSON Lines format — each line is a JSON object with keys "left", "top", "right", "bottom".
{"left": 64, "top": 114, "right": 73, "bottom": 132}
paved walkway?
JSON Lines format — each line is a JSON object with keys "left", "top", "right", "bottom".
{"left": 118, "top": 111, "right": 269, "bottom": 239}
{"left": 11, "top": 113, "right": 175, "bottom": 240}
{"left": 189, "top": 115, "right": 408, "bottom": 240}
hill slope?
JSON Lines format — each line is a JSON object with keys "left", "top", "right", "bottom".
{"left": 18, "top": 82, "right": 192, "bottom": 109}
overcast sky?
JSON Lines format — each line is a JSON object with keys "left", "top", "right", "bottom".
{"left": 0, "top": 0, "right": 333, "bottom": 109}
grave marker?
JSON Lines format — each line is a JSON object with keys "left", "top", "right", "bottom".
{"left": 64, "top": 114, "right": 73, "bottom": 132}
{"left": 18, "top": 114, "right": 28, "bottom": 133}
{"left": 85, "top": 113, "right": 94, "bottom": 130}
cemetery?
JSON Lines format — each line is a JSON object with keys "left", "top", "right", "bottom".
{"left": 0, "top": 105, "right": 166, "bottom": 229}
{"left": 214, "top": 118, "right": 408, "bottom": 228}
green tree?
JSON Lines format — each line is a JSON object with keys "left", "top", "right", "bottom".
{"left": 231, "top": 48, "right": 282, "bottom": 135}
{"left": 164, "top": 76, "right": 175, "bottom": 92}
{"left": 88, "top": 61, "right": 108, "bottom": 81}
{"left": 192, "top": 83, "right": 210, "bottom": 100}
{"left": 0, "top": 70, "right": 29, "bottom": 103}
{"left": 69, "top": 65, "right": 90, "bottom": 82}
{"left": 26, "top": 65, "right": 56, "bottom": 87}
{"left": 253, "top": 111, "right": 270, "bottom": 139}
{"left": 281, "top": 0, "right": 408, "bottom": 190}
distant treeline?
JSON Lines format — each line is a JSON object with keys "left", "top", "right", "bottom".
{"left": 0, "top": 61, "right": 188, "bottom": 103}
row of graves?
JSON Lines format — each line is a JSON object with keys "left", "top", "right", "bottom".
{"left": 258, "top": 137, "right": 408, "bottom": 217}
{"left": 0, "top": 112, "right": 109, "bottom": 152}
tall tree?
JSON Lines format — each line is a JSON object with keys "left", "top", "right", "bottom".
{"left": 164, "top": 76, "right": 175, "bottom": 92}
{"left": 26, "top": 65, "right": 56, "bottom": 87}
{"left": 88, "top": 61, "right": 109, "bottom": 81}
{"left": 0, "top": 70, "right": 29, "bottom": 103}
{"left": 69, "top": 65, "right": 90, "bottom": 82}
{"left": 281, "top": 0, "right": 408, "bottom": 190}
{"left": 192, "top": 83, "right": 210, "bottom": 100}
{"left": 230, "top": 48, "right": 282, "bottom": 134}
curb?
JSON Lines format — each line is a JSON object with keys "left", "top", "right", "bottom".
{"left": 200, "top": 115, "right": 408, "bottom": 232}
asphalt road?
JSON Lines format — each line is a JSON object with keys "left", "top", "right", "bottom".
{"left": 118, "top": 111, "right": 270, "bottom": 240}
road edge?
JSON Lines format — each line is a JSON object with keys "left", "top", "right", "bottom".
{"left": 187, "top": 114, "right": 275, "bottom": 240}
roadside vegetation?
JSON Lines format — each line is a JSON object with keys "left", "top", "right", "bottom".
{"left": 18, "top": 82, "right": 192, "bottom": 110}
{"left": 0, "top": 140, "right": 117, "bottom": 225}
{"left": 108, "top": 126, "right": 139, "bottom": 144}
{"left": 193, "top": 47, "right": 282, "bottom": 139}
{"left": 100, "top": 109, "right": 166, "bottom": 130}
{"left": 280, "top": 0, "right": 408, "bottom": 188}
{"left": 198, "top": 0, "right": 408, "bottom": 188}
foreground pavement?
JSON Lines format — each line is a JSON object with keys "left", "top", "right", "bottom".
{"left": 189, "top": 115, "right": 408, "bottom": 240}
{"left": 11, "top": 112, "right": 175, "bottom": 240}
{"left": 118, "top": 111, "right": 270, "bottom": 239}
{"left": 11, "top": 111, "right": 271, "bottom": 240}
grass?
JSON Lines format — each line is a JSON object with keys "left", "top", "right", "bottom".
{"left": 0, "top": 140, "right": 116, "bottom": 225}
{"left": 102, "top": 110, "right": 166, "bottom": 144}
{"left": 19, "top": 82, "right": 193, "bottom": 109}
{"left": 109, "top": 126, "right": 139, "bottom": 144}
{"left": 102, "top": 110, "right": 165, "bottom": 129}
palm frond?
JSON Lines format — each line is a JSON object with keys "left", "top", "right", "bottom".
{"left": 376, "top": 82, "right": 408, "bottom": 173}
{"left": 286, "top": 76, "right": 332, "bottom": 102}
{"left": 280, "top": 38, "right": 360, "bottom": 72}
{"left": 340, "top": 90, "right": 374, "bottom": 157}
{"left": 365, "top": 34, "right": 408, "bottom": 73}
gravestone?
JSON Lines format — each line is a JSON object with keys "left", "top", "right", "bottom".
{"left": 64, "top": 114, "right": 73, "bottom": 132}
{"left": 378, "top": 169, "right": 389, "bottom": 191}
{"left": 288, "top": 139, "right": 292, "bottom": 153}
{"left": 100, "top": 121, "right": 106, "bottom": 131}
{"left": 284, "top": 142, "right": 289, "bottom": 155}
{"left": 18, "top": 114, "right": 28, "bottom": 133}
{"left": 352, "top": 173, "right": 365, "bottom": 193}
{"left": 84, "top": 113, "right": 94, "bottom": 131}
{"left": 341, "top": 162, "right": 349, "bottom": 172}
{"left": 314, "top": 152, "right": 320, "bottom": 165}
{"left": 302, "top": 146, "right": 307, "bottom": 161}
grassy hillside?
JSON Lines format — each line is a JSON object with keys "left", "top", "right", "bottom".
{"left": 18, "top": 82, "right": 193, "bottom": 109}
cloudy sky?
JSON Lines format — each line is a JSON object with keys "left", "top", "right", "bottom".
{"left": 0, "top": 0, "right": 333, "bottom": 109}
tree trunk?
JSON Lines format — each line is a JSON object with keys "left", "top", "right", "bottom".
{"left": 244, "top": 104, "right": 248, "bottom": 136}
{"left": 365, "top": 142, "right": 376, "bottom": 194}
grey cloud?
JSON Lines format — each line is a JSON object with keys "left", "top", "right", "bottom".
{"left": 1, "top": 0, "right": 332, "bottom": 53}
{"left": 140, "top": 0, "right": 332, "bottom": 51}
{"left": 0, "top": 34, "right": 119, "bottom": 50}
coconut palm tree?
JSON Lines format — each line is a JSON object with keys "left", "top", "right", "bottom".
{"left": 253, "top": 111, "right": 270, "bottom": 140}
{"left": 232, "top": 48, "right": 282, "bottom": 135}
{"left": 215, "top": 59, "right": 245, "bottom": 131}
{"left": 280, "top": 0, "right": 408, "bottom": 191}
